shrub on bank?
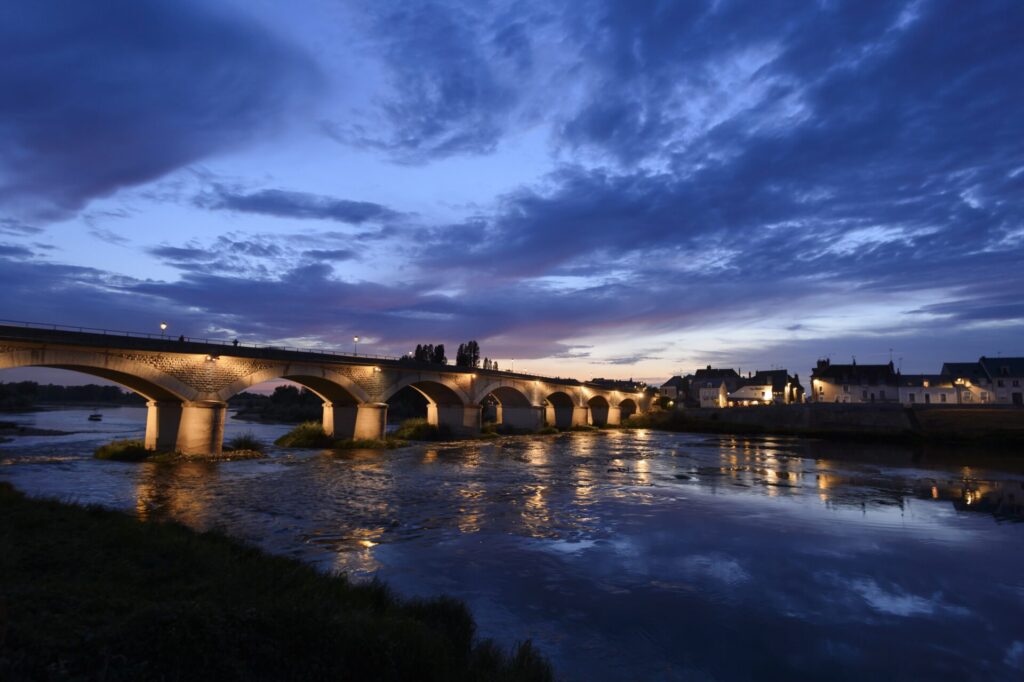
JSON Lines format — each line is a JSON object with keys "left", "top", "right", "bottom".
{"left": 225, "top": 432, "right": 265, "bottom": 453}
{"left": 392, "top": 418, "right": 453, "bottom": 441}
{"left": 536, "top": 426, "right": 560, "bottom": 435}
{"left": 274, "top": 421, "right": 334, "bottom": 448}
{"left": 0, "top": 482, "right": 554, "bottom": 681}
{"left": 94, "top": 439, "right": 150, "bottom": 462}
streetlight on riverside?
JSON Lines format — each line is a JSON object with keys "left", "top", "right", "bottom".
{"left": 160, "top": 322, "right": 168, "bottom": 338}
{"left": 353, "top": 336, "right": 360, "bottom": 355}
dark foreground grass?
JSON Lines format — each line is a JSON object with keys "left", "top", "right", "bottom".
{"left": 0, "top": 482, "right": 553, "bottom": 681}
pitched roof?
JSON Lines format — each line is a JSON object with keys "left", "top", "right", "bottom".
{"left": 692, "top": 367, "right": 740, "bottom": 380}
{"left": 940, "top": 362, "right": 988, "bottom": 382}
{"left": 660, "top": 375, "right": 687, "bottom": 388}
{"left": 980, "top": 356, "right": 1024, "bottom": 377}
{"left": 811, "top": 362, "right": 896, "bottom": 384}
{"left": 751, "top": 369, "right": 791, "bottom": 391}
{"left": 898, "top": 374, "right": 953, "bottom": 388}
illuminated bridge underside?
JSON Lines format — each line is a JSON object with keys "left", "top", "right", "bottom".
{"left": 0, "top": 326, "right": 651, "bottom": 455}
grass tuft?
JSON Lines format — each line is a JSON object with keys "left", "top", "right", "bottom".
{"left": 536, "top": 427, "right": 560, "bottom": 435}
{"left": 225, "top": 432, "right": 265, "bottom": 453}
{"left": 392, "top": 418, "right": 453, "bottom": 441}
{"left": 94, "top": 439, "right": 150, "bottom": 461}
{"left": 274, "top": 421, "right": 334, "bottom": 448}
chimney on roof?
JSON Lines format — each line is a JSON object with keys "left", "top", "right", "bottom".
{"left": 706, "top": 364, "right": 711, "bottom": 370}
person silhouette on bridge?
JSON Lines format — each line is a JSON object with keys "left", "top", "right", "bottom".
{"left": 233, "top": 338, "right": 239, "bottom": 347}
{"left": 178, "top": 334, "right": 185, "bottom": 343}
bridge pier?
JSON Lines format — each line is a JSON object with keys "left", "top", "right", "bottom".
{"left": 605, "top": 406, "right": 622, "bottom": 426}
{"left": 429, "top": 404, "right": 481, "bottom": 435}
{"left": 545, "top": 404, "right": 590, "bottom": 429}
{"left": 500, "top": 405, "right": 545, "bottom": 431}
{"left": 324, "top": 402, "right": 388, "bottom": 440}
{"left": 145, "top": 400, "right": 182, "bottom": 451}
{"left": 175, "top": 401, "right": 227, "bottom": 456}
{"left": 571, "top": 406, "right": 590, "bottom": 427}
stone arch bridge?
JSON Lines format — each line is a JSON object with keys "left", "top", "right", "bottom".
{"left": 0, "top": 324, "right": 650, "bottom": 455}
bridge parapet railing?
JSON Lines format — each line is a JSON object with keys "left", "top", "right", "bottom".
{"left": 0, "top": 319, "right": 646, "bottom": 391}
{"left": 0, "top": 319, "right": 399, "bottom": 360}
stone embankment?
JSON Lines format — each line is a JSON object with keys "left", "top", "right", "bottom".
{"left": 670, "top": 404, "right": 1024, "bottom": 443}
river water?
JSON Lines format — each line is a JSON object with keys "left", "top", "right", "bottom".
{"left": 2, "top": 406, "right": 1024, "bottom": 681}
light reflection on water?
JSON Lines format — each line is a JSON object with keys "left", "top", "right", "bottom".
{"left": 3, "top": 408, "right": 1024, "bottom": 680}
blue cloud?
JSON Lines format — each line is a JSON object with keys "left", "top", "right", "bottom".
{"left": 0, "top": 0, "right": 316, "bottom": 221}
{"left": 196, "top": 187, "right": 401, "bottom": 224}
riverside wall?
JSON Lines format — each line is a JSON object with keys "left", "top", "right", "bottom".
{"left": 674, "top": 404, "right": 1024, "bottom": 440}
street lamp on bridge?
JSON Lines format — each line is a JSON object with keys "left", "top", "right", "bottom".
{"left": 160, "top": 322, "right": 167, "bottom": 338}
{"left": 353, "top": 336, "right": 360, "bottom": 355}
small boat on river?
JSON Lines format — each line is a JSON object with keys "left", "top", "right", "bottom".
{"left": 87, "top": 413, "right": 103, "bottom": 422}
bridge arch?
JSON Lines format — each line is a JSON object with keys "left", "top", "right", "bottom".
{"left": 544, "top": 390, "right": 577, "bottom": 429}
{"left": 475, "top": 382, "right": 533, "bottom": 407}
{"left": 617, "top": 397, "right": 638, "bottom": 421}
{"left": 587, "top": 394, "right": 611, "bottom": 426}
{"left": 381, "top": 375, "right": 470, "bottom": 406}
{"left": 216, "top": 364, "right": 369, "bottom": 405}
{"left": 475, "top": 382, "right": 545, "bottom": 431}
{"left": 383, "top": 376, "right": 478, "bottom": 435}
{"left": 0, "top": 348, "right": 195, "bottom": 402}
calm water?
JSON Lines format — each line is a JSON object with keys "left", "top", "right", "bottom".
{"left": 3, "top": 407, "right": 1024, "bottom": 681}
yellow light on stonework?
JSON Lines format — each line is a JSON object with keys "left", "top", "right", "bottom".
{"left": 373, "top": 366, "right": 382, "bottom": 373}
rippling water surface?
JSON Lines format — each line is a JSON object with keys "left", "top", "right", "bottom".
{"left": 3, "top": 407, "right": 1024, "bottom": 680}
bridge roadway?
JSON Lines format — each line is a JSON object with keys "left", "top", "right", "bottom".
{"left": 0, "top": 324, "right": 650, "bottom": 455}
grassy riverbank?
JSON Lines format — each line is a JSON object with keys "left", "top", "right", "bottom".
{"left": 0, "top": 482, "right": 552, "bottom": 681}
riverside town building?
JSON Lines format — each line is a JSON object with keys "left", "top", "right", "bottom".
{"left": 662, "top": 356, "right": 1023, "bottom": 408}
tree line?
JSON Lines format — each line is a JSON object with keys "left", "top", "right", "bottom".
{"left": 0, "top": 381, "right": 146, "bottom": 411}
{"left": 401, "top": 340, "right": 498, "bottom": 371}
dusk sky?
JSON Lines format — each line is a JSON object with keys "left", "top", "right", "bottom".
{"left": 2, "top": 0, "right": 1022, "bottom": 384}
